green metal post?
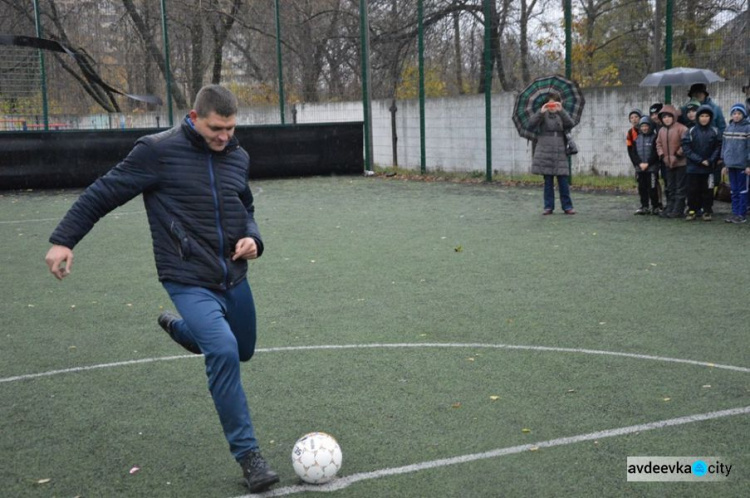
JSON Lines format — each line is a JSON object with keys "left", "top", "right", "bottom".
{"left": 160, "top": 0, "right": 174, "bottom": 126}
{"left": 564, "top": 0, "right": 572, "bottom": 178}
{"left": 359, "top": 0, "right": 373, "bottom": 171}
{"left": 418, "top": 0, "right": 426, "bottom": 174}
{"left": 664, "top": 0, "right": 673, "bottom": 104}
{"left": 33, "top": 0, "right": 49, "bottom": 130}
{"left": 483, "top": 0, "right": 492, "bottom": 181}
{"left": 274, "top": 0, "right": 286, "bottom": 124}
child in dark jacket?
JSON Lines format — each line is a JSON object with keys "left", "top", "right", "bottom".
{"left": 626, "top": 108, "right": 643, "bottom": 170}
{"left": 633, "top": 117, "right": 660, "bottom": 214}
{"left": 682, "top": 105, "right": 722, "bottom": 221}
{"left": 720, "top": 103, "right": 750, "bottom": 223}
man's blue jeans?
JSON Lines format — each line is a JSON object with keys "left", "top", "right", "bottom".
{"left": 543, "top": 175, "right": 573, "bottom": 211}
{"left": 163, "top": 280, "right": 258, "bottom": 461}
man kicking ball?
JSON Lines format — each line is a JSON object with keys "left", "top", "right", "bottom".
{"left": 44, "top": 85, "right": 279, "bottom": 493}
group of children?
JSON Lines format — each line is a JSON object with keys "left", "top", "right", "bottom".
{"left": 626, "top": 83, "right": 750, "bottom": 223}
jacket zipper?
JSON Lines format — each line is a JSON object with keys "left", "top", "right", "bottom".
{"left": 208, "top": 155, "right": 229, "bottom": 289}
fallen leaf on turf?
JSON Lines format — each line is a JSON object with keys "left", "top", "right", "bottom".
{"left": 490, "top": 396, "right": 500, "bottom": 401}
{"left": 567, "top": 389, "right": 576, "bottom": 393}
{"left": 36, "top": 478, "right": 51, "bottom": 484}
{"left": 129, "top": 466, "right": 140, "bottom": 475}
{"left": 529, "top": 446, "right": 539, "bottom": 451}
{"left": 663, "top": 397, "right": 671, "bottom": 402}
{"left": 466, "top": 357, "right": 475, "bottom": 362}
{"left": 702, "top": 385, "right": 711, "bottom": 388}
{"left": 454, "top": 245, "right": 463, "bottom": 252}
{"left": 522, "top": 428, "right": 531, "bottom": 433}
{"left": 451, "top": 402, "right": 462, "bottom": 409}
{"left": 650, "top": 263, "right": 657, "bottom": 267}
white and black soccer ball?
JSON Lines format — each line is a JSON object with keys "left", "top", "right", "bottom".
{"left": 291, "top": 432, "right": 343, "bottom": 484}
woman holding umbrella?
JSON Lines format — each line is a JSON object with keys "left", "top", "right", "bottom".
{"left": 528, "top": 92, "right": 577, "bottom": 215}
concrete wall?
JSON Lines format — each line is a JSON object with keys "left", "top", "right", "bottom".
{"left": 296, "top": 82, "right": 746, "bottom": 177}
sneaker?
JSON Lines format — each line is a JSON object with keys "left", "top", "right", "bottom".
{"left": 634, "top": 207, "right": 649, "bottom": 215}
{"left": 564, "top": 209, "right": 576, "bottom": 215}
{"left": 157, "top": 311, "right": 201, "bottom": 355}
{"left": 702, "top": 212, "right": 712, "bottom": 222}
{"left": 685, "top": 211, "right": 697, "bottom": 221}
{"left": 651, "top": 207, "right": 661, "bottom": 216}
{"left": 725, "top": 215, "right": 737, "bottom": 223}
{"left": 240, "top": 450, "right": 280, "bottom": 493}
{"left": 542, "top": 209, "right": 553, "bottom": 215}
{"left": 731, "top": 216, "right": 747, "bottom": 224}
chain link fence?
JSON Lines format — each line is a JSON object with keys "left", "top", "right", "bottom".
{"left": 1, "top": 0, "right": 748, "bottom": 186}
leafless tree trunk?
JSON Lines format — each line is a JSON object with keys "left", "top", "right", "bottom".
{"left": 453, "top": 10, "right": 464, "bottom": 94}
{"left": 652, "top": 0, "right": 664, "bottom": 71}
{"left": 121, "top": 0, "right": 188, "bottom": 109}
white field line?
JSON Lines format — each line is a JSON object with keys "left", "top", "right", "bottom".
{"left": 2, "top": 342, "right": 749, "bottom": 384}
{"left": 239, "top": 406, "right": 750, "bottom": 497}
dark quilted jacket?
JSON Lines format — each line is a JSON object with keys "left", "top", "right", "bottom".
{"left": 50, "top": 118, "right": 263, "bottom": 291}
{"left": 682, "top": 107, "right": 722, "bottom": 175}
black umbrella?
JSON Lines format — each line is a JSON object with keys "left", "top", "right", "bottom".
{"left": 639, "top": 67, "right": 725, "bottom": 87}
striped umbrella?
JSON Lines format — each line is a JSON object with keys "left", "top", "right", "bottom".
{"left": 512, "top": 74, "right": 585, "bottom": 140}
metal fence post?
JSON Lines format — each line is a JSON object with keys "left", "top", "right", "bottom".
{"left": 483, "top": 0, "right": 492, "bottom": 182}
{"left": 33, "top": 0, "right": 49, "bottom": 130}
{"left": 664, "top": 0, "right": 674, "bottom": 104}
{"left": 275, "top": 0, "right": 286, "bottom": 124}
{"left": 418, "top": 0, "right": 426, "bottom": 175}
{"left": 359, "top": 0, "right": 373, "bottom": 172}
{"left": 160, "top": 0, "right": 174, "bottom": 126}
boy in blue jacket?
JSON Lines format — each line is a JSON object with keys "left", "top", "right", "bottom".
{"left": 721, "top": 103, "right": 750, "bottom": 223}
{"left": 682, "top": 106, "right": 722, "bottom": 221}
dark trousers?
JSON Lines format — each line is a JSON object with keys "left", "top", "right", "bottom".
{"left": 163, "top": 279, "right": 259, "bottom": 461}
{"left": 728, "top": 169, "right": 749, "bottom": 217}
{"left": 543, "top": 175, "right": 573, "bottom": 211}
{"left": 664, "top": 167, "right": 687, "bottom": 216}
{"left": 687, "top": 173, "right": 715, "bottom": 214}
{"left": 636, "top": 170, "right": 660, "bottom": 209}
{"left": 659, "top": 162, "right": 668, "bottom": 206}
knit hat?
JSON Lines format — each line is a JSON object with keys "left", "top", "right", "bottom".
{"left": 649, "top": 103, "right": 663, "bottom": 115}
{"left": 688, "top": 83, "right": 708, "bottom": 98}
{"left": 729, "top": 103, "right": 748, "bottom": 118}
{"left": 685, "top": 100, "right": 701, "bottom": 111}
{"left": 696, "top": 104, "right": 714, "bottom": 120}
{"left": 628, "top": 108, "right": 643, "bottom": 119}
{"left": 638, "top": 116, "right": 653, "bottom": 128}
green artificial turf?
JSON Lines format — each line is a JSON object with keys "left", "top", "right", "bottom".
{"left": 1, "top": 177, "right": 748, "bottom": 497}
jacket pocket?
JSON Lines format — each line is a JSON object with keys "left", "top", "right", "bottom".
{"left": 169, "top": 220, "right": 192, "bottom": 261}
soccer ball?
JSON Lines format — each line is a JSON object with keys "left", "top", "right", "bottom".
{"left": 291, "top": 432, "right": 343, "bottom": 484}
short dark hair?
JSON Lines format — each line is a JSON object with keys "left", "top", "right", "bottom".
{"left": 193, "top": 85, "right": 238, "bottom": 118}
{"left": 547, "top": 92, "right": 562, "bottom": 103}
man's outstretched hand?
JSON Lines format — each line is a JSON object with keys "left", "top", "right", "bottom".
{"left": 45, "top": 245, "right": 74, "bottom": 280}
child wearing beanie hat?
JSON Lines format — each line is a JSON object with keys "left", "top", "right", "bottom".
{"left": 720, "top": 103, "right": 750, "bottom": 223}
